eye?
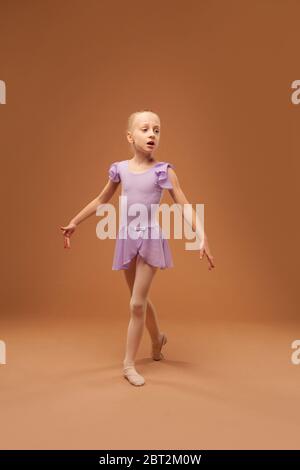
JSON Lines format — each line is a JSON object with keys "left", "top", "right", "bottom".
{"left": 155, "top": 129, "right": 160, "bottom": 134}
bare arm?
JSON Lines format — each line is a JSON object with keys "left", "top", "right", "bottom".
{"left": 70, "top": 178, "right": 120, "bottom": 226}
{"left": 60, "top": 178, "right": 120, "bottom": 248}
{"left": 167, "top": 167, "right": 215, "bottom": 270}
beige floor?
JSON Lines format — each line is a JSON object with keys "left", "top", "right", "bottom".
{"left": 0, "top": 314, "right": 299, "bottom": 449}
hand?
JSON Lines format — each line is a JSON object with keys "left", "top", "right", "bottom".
{"left": 60, "top": 222, "right": 77, "bottom": 249}
{"left": 199, "top": 236, "right": 215, "bottom": 271}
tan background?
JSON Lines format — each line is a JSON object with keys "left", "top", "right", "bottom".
{"left": 0, "top": 0, "right": 300, "bottom": 450}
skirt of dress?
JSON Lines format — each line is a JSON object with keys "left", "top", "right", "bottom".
{"left": 112, "top": 225, "right": 174, "bottom": 270}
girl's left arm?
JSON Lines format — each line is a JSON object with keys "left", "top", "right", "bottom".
{"left": 167, "top": 167, "right": 215, "bottom": 271}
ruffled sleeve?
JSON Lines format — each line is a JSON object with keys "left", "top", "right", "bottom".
{"left": 154, "top": 162, "right": 174, "bottom": 189}
{"left": 108, "top": 161, "right": 120, "bottom": 183}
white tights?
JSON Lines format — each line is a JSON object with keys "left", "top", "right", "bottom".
{"left": 122, "top": 254, "right": 164, "bottom": 386}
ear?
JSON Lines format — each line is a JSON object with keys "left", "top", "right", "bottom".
{"left": 126, "top": 131, "right": 134, "bottom": 144}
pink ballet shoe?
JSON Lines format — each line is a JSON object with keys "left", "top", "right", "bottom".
{"left": 152, "top": 333, "right": 167, "bottom": 361}
{"left": 123, "top": 365, "right": 145, "bottom": 386}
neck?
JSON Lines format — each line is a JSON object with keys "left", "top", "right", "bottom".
{"left": 131, "top": 148, "right": 154, "bottom": 164}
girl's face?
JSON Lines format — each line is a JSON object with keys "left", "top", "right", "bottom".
{"left": 127, "top": 112, "right": 161, "bottom": 154}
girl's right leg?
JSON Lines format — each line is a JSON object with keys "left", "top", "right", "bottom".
{"left": 123, "top": 254, "right": 158, "bottom": 386}
{"left": 123, "top": 257, "right": 165, "bottom": 358}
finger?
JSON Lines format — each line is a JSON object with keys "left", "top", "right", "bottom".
{"left": 206, "top": 252, "right": 214, "bottom": 266}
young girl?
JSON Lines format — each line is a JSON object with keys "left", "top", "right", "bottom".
{"left": 60, "top": 110, "right": 215, "bottom": 387}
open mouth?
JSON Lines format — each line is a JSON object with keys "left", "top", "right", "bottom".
{"left": 147, "top": 142, "right": 155, "bottom": 146}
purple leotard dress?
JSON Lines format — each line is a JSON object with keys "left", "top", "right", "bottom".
{"left": 108, "top": 159, "right": 175, "bottom": 270}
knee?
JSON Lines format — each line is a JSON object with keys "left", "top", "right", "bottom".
{"left": 129, "top": 297, "right": 146, "bottom": 317}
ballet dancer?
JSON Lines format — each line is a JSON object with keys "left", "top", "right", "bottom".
{"left": 60, "top": 109, "right": 215, "bottom": 386}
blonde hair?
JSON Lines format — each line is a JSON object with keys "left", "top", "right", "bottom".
{"left": 127, "top": 109, "right": 159, "bottom": 133}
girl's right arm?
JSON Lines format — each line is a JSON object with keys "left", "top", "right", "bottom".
{"left": 60, "top": 178, "right": 120, "bottom": 248}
